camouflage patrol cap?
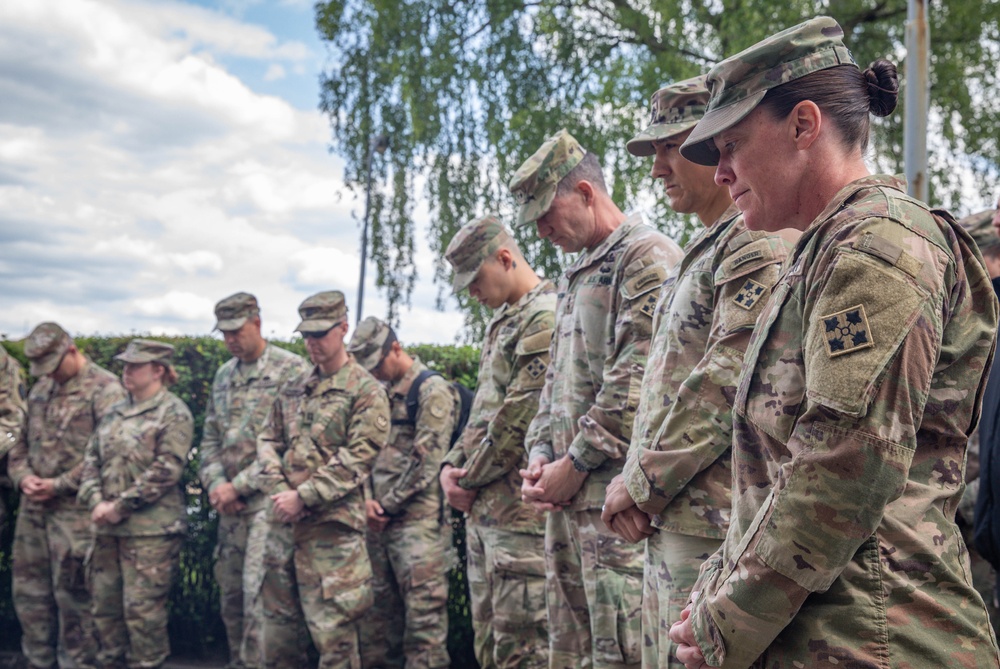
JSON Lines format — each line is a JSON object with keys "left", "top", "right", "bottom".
{"left": 347, "top": 316, "right": 395, "bottom": 371}
{"left": 508, "top": 129, "right": 587, "bottom": 227}
{"left": 680, "top": 16, "right": 857, "bottom": 166}
{"left": 296, "top": 291, "right": 347, "bottom": 334}
{"left": 24, "top": 322, "right": 72, "bottom": 376}
{"left": 214, "top": 292, "right": 260, "bottom": 331}
{"left": 626, "top": 75, "right": 710, "bottom": 157}
{"left": 115, "top": 339, "right": 175, "bottom": 364}
{"left": 959, "top": 209, "right": 1000, "bottom": 252}
{"left": 445, "top": 215, "right": 514, "bottom": 293}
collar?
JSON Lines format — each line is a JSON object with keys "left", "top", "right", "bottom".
{"left": 565, "top": 212, "right": 644, "bottom": 280}
{"left": 390, "top": 357, "right": 426, "bottom": 398}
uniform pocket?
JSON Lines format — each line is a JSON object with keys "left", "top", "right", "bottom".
{"left": 317, "top": 532, "right": 374, "bottom": 621}
{"left": 492, "top": 546, "right": 547, "bottom": 630}
{"left": 592, "top": 540, "right": 644, "bottom": 665}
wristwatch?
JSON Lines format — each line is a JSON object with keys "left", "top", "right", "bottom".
{"left": 569, "top": 452, "right": 591, "bottom": 473}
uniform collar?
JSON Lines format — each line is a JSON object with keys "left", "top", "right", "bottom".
{"left": 390, "top": 357, "right": 426, "bottom": 398}
{"left": 487, "top": 279, "right": 555, "bottom": 334}
{"left": 565, "top": 212, "right": 644, "bottom": 280}
{"left": 122, "top": 388, "right": 168, "bottom": 417}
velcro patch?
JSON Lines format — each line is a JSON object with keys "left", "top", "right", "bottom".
{"left": 639, "top": 293, "right": 657, "bottom": 318}
{"left": 733, "top": 279, "right": 767, "bottom": 310}
{"left": 526, "top": 358, "right": 547, "bottom": 379}
{"left": 375, "top": 414, "right": 389, "bottom": 430}
{"left": 821, "top": 305, "right": 874, "bottom": 358}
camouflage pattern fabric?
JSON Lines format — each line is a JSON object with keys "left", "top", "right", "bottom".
{"left": 9, "top": 360, "right": 123, "bottom": 669}
{"left": 508, "top": 129, "right": 586, "bottom": 227}
{"left": 87, "top": 534, "right": 183, "bottom": 669}
{"left": 78, "top": 389, "right": 193, "bottom": 537}
{"left": 466, "top": 525, "right": 547, "bottom": 669}
{"left": 256, "top": 358, "right": 390, "bottom": 668}
{"left": 199, "top": 343, "right": 308, "bottom": 667}
{"left": 239, "top": 505, "right": 273, "bottom": 669}
{"left": 687, "top": 175, "right": 1000, "bottom": 668}
{"left": 358, "top": 359, "right": 456, "bottom": 667}
{"left": 0, "top": 345, "right": 25, "bottom": 532}
{"left": 959, "top": 428, "right": 1000, "bottom": 637}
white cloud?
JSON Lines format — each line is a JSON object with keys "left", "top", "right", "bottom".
{"left": 264, "top": 64, "right": 287, "bottom": 81}
{"left": 132, "top": 291, "right": 216, "bottom": 321}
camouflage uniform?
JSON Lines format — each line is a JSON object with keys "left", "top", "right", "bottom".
{"left": 513, "top": 130, "right": 684, "bottom": 669}
{"left": 78, "top": 339, "right": 193, "bottom": 669}
{"left": 9, "top": 323, "right": 125, "bottom": 669}
{"left": 442, "top": 216, "right": 557, "bottom": 669}
{"left": 350, "top": 318, "right": 456, "bottom": 669}
{"left": 620, "top": 78, "right": 796, "bottom": 668}
{"left": 678, "top": 18, "right": 1000, "bottom": 668}
{"left": 200, "top": 293, "right": 310, "bottom": 669}
{"left": 256, "top": 291, "right": 390, "bottom": 669}
{"left": 0, "top": 344, "right": 26, "bottom": 531}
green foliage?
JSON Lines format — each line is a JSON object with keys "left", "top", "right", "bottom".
{"left": 0, "top": 336, "right": 481, "bottom": 664}
{"left": 316, "top": 0, "right": 1000, "bottom": 338}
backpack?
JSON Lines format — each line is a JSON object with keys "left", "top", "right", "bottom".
{"left": 399, "top": 369, "right": 474, "bottom": 448}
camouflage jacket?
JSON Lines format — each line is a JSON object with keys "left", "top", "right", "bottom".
{"left": 443, "top": 280, "right": 557, "bottom": 533}
{"left": 0, "top": 346, "right": 26, "bottom": 462}
{"left": 623, "top": 208, "right": 795, "bottom": 539}
{"left": 525, "top": 213, "right": 683, "bottom": 509}
{"left": 10, "top": 360, "right": 125, "bottom": 510}
{"left": 78, "top": 389, "right": 194, "bottom": 536}
{"left": 372, "top": 358, "right": 456, "bottom": 520}
{"left": 689, "top": 175, "right": 1000, "bottom": 668}
{"left": 198, "top": 343, "right": 308, "bottom": 513}
{"left": 257, "top": 357, "right": 390, "bottom": 533}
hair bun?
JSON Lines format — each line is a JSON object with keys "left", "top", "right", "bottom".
{"left": 864, "top": 59, "right": 899, "bottom": 117}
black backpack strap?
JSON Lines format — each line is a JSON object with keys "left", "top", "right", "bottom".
{"left": 393, "top": 369, "right": 442, "bottom": 426}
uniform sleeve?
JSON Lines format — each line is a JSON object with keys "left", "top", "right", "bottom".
{"left": 524, "top": 343, "right": 556, "bottom": 464}
{"left": 198, "top": 367, "right": 227, "bottom": 494}
{"left": 256, "top": 394, "right": 292, "bottom": 496}
{"left": 689, "top": 237, "right": 975, "bottom": 669}
{"left": 460, "top": 313, "right": 553, "bottom": 489}
{"left": 77, "top": 430, "right": 104, "bottom": 510}
{"left": 113, "top": 401, "right": 194, "bottom": 517}
{"left": 0, "top": 351, "right": 25, "bottom": 461}
{"left": 624, "top": 241, "right": 787, "bottom": 514}
{"left": 297, "top": 382, "right": 391, "bottom": 509}
{"left": 7, "top": 388, "right": 39, "bottom": 489}
{"left": 568, "top": 254, "right": 673, "bottom": 470}
{"left": 378, "top": 378, "right": 456, "bottom": 514}
{"left": 53, "top": 379, "right": 126, "bottom": 497}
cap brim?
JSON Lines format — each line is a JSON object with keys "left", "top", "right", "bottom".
{"left": 115, "top": 352, "right": 158, "bottom": 363}
{"left": 214, "top": 317, "right": 249, "bottom": 332}
{"left": 451, "top": 267, "right": 479, "bottom": 294}
{"left": 625, "top": 119, "right": 701, "bottom": 157}
{"left": 29, "top": 353, "right": 62, "bottom": 377}
{"left": 295, "top": 319, "right": 339, "bottom": 334}
{"left": 515, "top": 183, "right": 557, "bottom": 229}
{"left": 680, "top": 91, "right": 766, "bottom": 166}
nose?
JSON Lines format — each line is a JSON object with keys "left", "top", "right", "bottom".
{"left": 651, "top": 153, "right": 672, "bottom": 180}
{"left": 714, "top": 158, "right": 734, "bottom": 187}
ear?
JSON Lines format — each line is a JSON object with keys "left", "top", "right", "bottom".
{"left": 576, "top": 180, "right": 596, "bottom": 206}
{"left": 789, "top": 100, "right": 822, "bottom": 150}
{"left": 391, "top": 340, "right": 403, "bottom": 356}
{"left": 496, "top": 248, "right": 514, "bottom": 270}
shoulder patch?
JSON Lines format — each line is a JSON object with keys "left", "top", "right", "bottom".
{"left": 716, "top": 237, "right": 785, "bottom": 284}
{"left": 620, "top": 264, "right": 667, "bottom": 300}
{"left": 732, "top": 278, "right": 768, "bottom": 311}
{"left": 525, "top": 358, "right": 547, "bottom": 379}
{"left": 375, "top": 413, "right": 389, "bottom": 430}
{"left": 854, "top": 233, "right": 923, "bottom": 279}
{"left": 819, "top": 305, "right": 875, "bottom": 357}
{"left": 515, "top": 328, "right": 553, "bottom": 356}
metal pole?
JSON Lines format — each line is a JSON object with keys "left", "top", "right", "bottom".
{"left": 904, "top": 0, "right": 929, "bottom": 202}
{"left": 356, "top": 134, "right": 388, "bottom": 325}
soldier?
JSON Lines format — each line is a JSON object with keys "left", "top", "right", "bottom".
{"left": 600, "top": 76, "right": 795, "bottom": 669}
{"left": 199, "top": 293, "right": 310, "bottom": 669}
{"left": 440, "top": 215, "right": 557, "bottom": 669}
{"left": 513, "top": 129, "right": 683, "bottom": 669}
{"left": 256, "top": 291, "right": 391, "bottom": 669}
{"left": 669, "top": 17, "right": 1000, "bottom": 668}
{"left": 0, "top": 344, "right": 26, "bottom": 532}
{"left": 349, "top": 316, "right": 456, "bottom": 669}
{"left": 9, "top": 323, "right": 125, "bottom": 669}
{"left": 78, "top": 339, "right": 193, "bottom": 669}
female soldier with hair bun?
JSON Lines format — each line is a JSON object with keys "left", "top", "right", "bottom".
{"left": 79, "top": 339, "right": 193, "bottom": 669}
{"left": 669, "top": 16, "right": 1000, "bottom": 669}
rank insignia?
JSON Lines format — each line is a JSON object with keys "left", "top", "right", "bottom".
{"left": 376, "top": 414, "right": 389, "bottom": 430}
{"left": 526, "top": 358, "right": 547, "bottom": 379}
{"left": 639, "top": 293, "right": 657, "bottom": 318}
{"left": 733, "top": 279, "right": 766, "bottom": 310}
{"left": 821, "top": 304, "right": 874, "bottom": 358}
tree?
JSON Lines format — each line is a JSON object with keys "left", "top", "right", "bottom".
{"left": 316, "top": 0, "right": 1000, "bottom": 338}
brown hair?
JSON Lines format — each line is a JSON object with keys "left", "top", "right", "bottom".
{"left": 556, "top": 151, "right": 609, "bottom": 197}
{"left": 759, "top": 60, "right": 899, "bottom": 153}
{"left": 153, "top": 362, "right": 179, "bottom": 386}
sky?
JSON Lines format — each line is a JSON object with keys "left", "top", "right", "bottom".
{"left": 0, "top": 0, "right": 465, "bottom": 344}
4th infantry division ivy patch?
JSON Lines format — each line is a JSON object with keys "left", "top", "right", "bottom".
{"left": 821, "top": 304, "right": 875, "bottom": 358}
{"left": 733, "top": 279, "right": 766, "bottom": 310}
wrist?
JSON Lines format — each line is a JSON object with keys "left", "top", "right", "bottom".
{"left": 568, "top": 452, "right": 594, "bottom": 473}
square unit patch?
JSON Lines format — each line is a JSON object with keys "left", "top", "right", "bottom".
{"left": 821, "top": 304, "right": 875, "bottom": 358}
{"left": 733, "top": 279, "right": 766, "bottom": 311}
{"left": 639, "top": 293, "right": 657, "bottom": 318}
{"left": 526, "top": 358, "right": 547, "bottom": 379}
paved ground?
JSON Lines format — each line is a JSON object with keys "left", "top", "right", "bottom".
{"left": 0, "top": 651, "right": 229, "bottom": 668}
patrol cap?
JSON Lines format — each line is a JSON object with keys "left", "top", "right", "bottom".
{"left": 681, "top": 16, "right": 857, "bottom": 166}
{"left": 508, "top": 129, "right": 587, "bottom": 227}
{"left": 445, "top": 215, "right": 514, "bottom": 293}
{"left": 214, "top": 292, "right": 260, "bottom": 331}
{"left": 24, "top": 322, "right": 72, "bottom": 376}
{"left": 296, "top": 291, "right": 347, "bottom": 334}
{"left": 626, "top": 75, "right": 710, "bottom": 157}
{"left": 959, "top": 209, "right": 1000, "bottom": 252}
{"left": 115, "top": 339, "right": 176, "bottom": 365}
{"left": 347, "top": 316, "right": 395, "bottom": 372}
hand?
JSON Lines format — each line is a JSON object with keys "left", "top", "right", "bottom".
{"left": 525, "top": 456, "right": 587, "bottom": 509}
{"left": 520, "top": 455, "right": 563, "bottom": 512}
{"left": 607, "top": 506, "right": 655, "bottom": 544}
{"left": 669, "top": 599, "right": 719, "bottom": 669}
{"left": 270, "top": 490, "right": 306, "bottom": 524}
{"left": 440, "top": 466, "right": 478, "bottom": 513}
{"left": 21, "top": 476, "right": 56, "bottom": 502}
{"left": 366, "top": 499, "right": 390, "bottom": 533}
{"left": 601, "top": 474, "right": 637, "bottom": 527}
{"left": 92, "top": 501, "right": 123, "bottom": 526}
{"left": 209, "top": 482, "right": 242, "bottom": 515}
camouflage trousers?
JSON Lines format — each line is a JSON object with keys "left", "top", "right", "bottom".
{"left": 545, "top": 508, "right": 643, "bottom": 669}
{"left": 358, "top": 515, "right": 452, "bottom": 669}
{"left": 88, "top": 534, "right": 182, "bottom": 669}
{"left": 260, "top": 521, "right": 373, "bottom": 669}
{"left": 12, "top": 501, "right": 95, "bottom": 669}
{"left": 466, "top": 523, "right": 547, "bottom": 669}
{"left": 640, "top": 531, "right": 721, "bottom": 669}
{"left": 214, "top": 503, "right": 270, "bottom": 669}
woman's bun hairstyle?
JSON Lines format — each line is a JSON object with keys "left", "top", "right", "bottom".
{"left": 864, "top": 59, "right": 899, "bottom": 118}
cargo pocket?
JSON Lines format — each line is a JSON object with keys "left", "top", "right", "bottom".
{"left": 492, "top": 546, "right": 547, "bottom": 632}
{"left": 319, "top": 535, "right": 374, "bottom": 623}
{"left": 593, "top": 542, "right": 644, "bottom": 665}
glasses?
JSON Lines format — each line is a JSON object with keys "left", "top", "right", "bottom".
{"left": 302, "top": 322, "right": 343, "bottom": 340}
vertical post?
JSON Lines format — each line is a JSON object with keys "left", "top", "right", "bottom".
{"left": 356, "top": 134, "right": 388, "bottom": 325}
{"left": 904, "top": 0, "right": 929, "bottom": 202}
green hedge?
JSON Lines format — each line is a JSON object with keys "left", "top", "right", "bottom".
{"left": 0, "top": 336, "right": 481, "bottom": 667}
